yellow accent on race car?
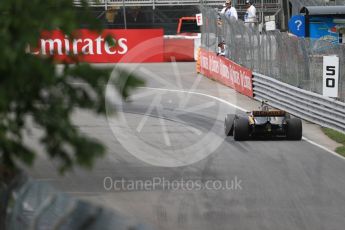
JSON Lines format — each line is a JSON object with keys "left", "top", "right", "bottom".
{"left": 248, "top": 116, "right": 255, "bottom": 125}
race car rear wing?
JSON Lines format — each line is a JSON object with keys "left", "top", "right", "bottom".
{"left": 252, "top": 110, "right": 286, "bottom": 117}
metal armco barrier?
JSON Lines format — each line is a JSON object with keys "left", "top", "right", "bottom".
{"left": 253, "top": 72, "right": 345, "bottom": 133}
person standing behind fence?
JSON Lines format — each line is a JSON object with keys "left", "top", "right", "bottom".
{"left": 217, "top": 41, "right": 228, "bottom": 57}
{"left": 220, "top": 3, "right": 226, "bottom": 14}
{"left": 244, "top": 0, "right": 257, "bottom": 24}
{"left": 223, "top": 0, "right": 238, "bottom": 20}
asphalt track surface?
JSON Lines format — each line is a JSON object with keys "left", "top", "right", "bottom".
{"left": 27, "top": 63, "right": 345, "bottom": 230}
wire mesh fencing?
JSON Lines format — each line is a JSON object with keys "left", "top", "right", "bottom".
{"left": 201, "top": 7, "right": 345, "bottom": 102}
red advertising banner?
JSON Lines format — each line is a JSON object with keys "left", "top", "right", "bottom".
{"left": 199, "top": 48, "right": 253, "bottom": 97}
{"left": 163, "top": 39, "right": 194, "bottom": 62}
{"left": 35, "top": 29, "right": 164, "bottom": 63}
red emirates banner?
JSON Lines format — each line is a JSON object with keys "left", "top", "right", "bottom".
{"left": 34, "top": 29, "right": 164, "bottom": 63}
{"left": 199, "top": 48, "right": 253, "bottom": 97}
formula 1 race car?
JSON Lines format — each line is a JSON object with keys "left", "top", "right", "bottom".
{"left": 224, "top": 101, "right": 302, "bottom": 141}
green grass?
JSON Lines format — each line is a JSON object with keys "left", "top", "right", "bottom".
{"left": 322, "top": 128, "right": 345, "bottom": 144}
{"left": 322, "top": 128, "right": 345, "bottom": 156}
{"left": 335, "top": 146, "right": 345, "bottom": 156}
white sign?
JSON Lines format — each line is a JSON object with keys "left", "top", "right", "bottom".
{"left": 196, "top": 13, "right": 203, "bottom": 26}
{"left": 265, "top": 21, "right": 276, "bottom": 31}
{"left": 323, "top": 56, "right": 339, "bottom": 97}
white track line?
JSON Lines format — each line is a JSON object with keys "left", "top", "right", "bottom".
{"left": 141, "top": 87, "right": 246, "bottom": 112}
{"left": 302, "top": 137, "right": 345, "bottom": 160}
{"left": 140, "top": 86, "right": 345, "bottom": 161}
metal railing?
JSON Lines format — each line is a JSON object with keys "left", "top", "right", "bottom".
{"left": 253, "top": 73, "right": 345, "bottom": 133}
{"left": 289, "top": 0, "right": 345, "bottom": 15}
{"left": 237, "top": 0, "right": 280, "bottom": 4}
{"left": 235, "top": 0, "right": 281, "bottom": 14}
{"left": 73, "top": 0, "right": 225, "bottom": 7}
{"left": 73, "top": 0, "right": 282, "bottom": 9}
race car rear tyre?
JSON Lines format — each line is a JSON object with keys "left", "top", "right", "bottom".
{"left": 286, "top": 118, "right": 302, "bottom": 140}
{"left": 234, "top": 118, "right": 249, "bottom": 141}
{"left": 224, "top": 114, "right": 236, "bottom": 136}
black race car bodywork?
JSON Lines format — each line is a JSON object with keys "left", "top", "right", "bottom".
{"left": 224, "top": 107, "right": 302, "bottom": 141}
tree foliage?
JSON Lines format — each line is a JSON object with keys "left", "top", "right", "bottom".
{"left": 0, "top": 0, "right": 143, "bottom": 176}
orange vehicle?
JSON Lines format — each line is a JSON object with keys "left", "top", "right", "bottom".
{"left": 176, "top": 16, "right": 200, "bottom": 35}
